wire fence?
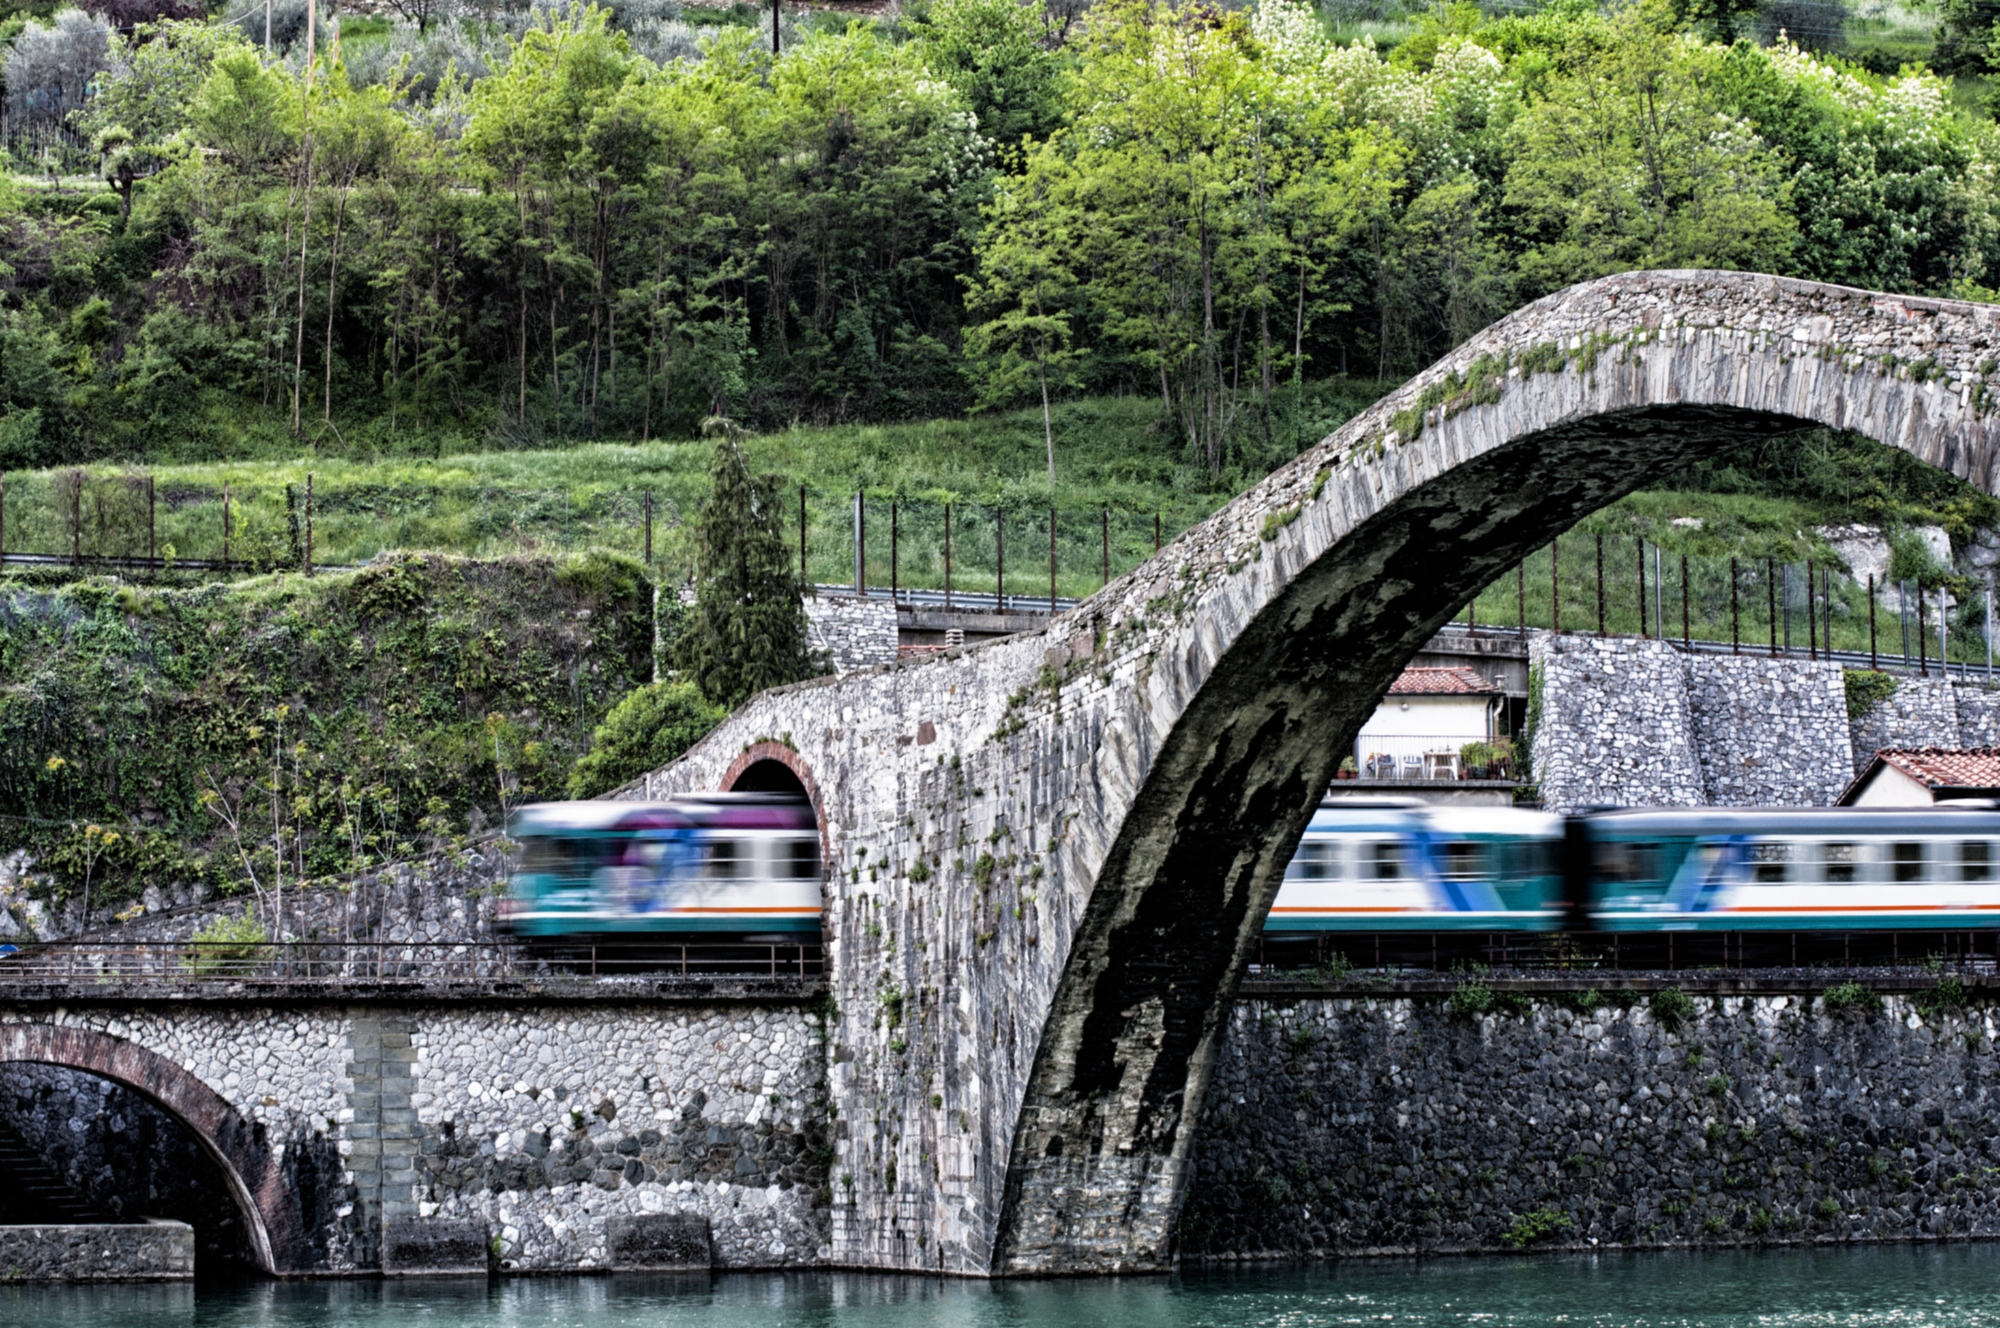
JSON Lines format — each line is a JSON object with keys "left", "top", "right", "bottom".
{"left": 0, "top": 938, "right": 825, "bottom": 985}
{"left": 1464, "top": 529, "right": 2000, "bottom": 675}
{"left": 0, "top": 468, "right": 1189, "bottom": 604}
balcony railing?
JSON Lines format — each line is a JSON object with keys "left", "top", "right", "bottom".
{"left": 1346, "top": 735, "right": 1519, "bottom": 782}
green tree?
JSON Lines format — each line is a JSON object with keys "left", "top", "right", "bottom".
{"left": 674, "top": 439, "right": 818, "bottom": 710}
{"left": 910, "top": 0, "right": 1070, "bottom": 158}
{"left": 567, "top": 680, "right": 725, "bottom": 797}
{"left": 964, "top": 169, "right": 1081, "bottom": 483}
{"left": 1503, "top": 10, "right": 1795, "bottom": 292}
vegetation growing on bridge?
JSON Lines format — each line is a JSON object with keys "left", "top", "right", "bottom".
{"left": 0, "top": 551, "right": 654, "bottom": 916}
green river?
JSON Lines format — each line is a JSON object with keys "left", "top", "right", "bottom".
{"left": 9, "top": 1248, "right": 2000, "bottom": 1327}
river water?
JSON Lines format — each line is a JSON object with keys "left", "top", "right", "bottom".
{"left": 10, "top": 1247, "right": 2000, "bottom": 1328}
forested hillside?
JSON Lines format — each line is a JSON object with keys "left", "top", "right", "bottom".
{"left": 4, "top": 0, "right": 2000, "bottom": 476}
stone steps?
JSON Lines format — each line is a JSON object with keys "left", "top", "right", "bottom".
{"left": 0, "top": 1114, "right": 108, "bottom": 1224}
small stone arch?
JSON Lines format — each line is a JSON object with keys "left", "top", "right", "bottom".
{"left": 0, "top": 1022, "right": 313, "bottom": 1274}
{"left": 722, "top": 742, "right": 831, "bottom": 869}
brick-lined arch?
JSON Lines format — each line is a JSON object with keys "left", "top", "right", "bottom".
{"left": 0, "top": 1022, "right": 313, "bottom": 1274}
{"left": 721, "top": 741, "right": 830, "bottom": 870}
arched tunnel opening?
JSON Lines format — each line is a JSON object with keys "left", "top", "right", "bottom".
{"left": 0, "top": 1063, "right": 260, "bottom": 1274}
{"left": 730, "top": 757, "right": 810, "bottom": 798}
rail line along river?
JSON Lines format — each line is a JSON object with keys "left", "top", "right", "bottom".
{"left": 13, "top": 1247, "right": 2000, "bottom": 1328}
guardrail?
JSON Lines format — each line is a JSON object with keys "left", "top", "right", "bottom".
{"left": 0, "top": 939, "right": 824, "bottom": 985}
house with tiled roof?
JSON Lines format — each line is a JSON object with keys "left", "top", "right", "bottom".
{"left": 1839, "top": 748, "right": 2000, "bottom": 806}
{"left": 1352, "top": 666, "right": 1509, "bottom": 782}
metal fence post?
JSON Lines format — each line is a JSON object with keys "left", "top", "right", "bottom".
{"left": 1517, "top": 560, "right": 1525, "bottom": 638}
{"left": 996, "top": 508, "right": 1004, "bottom": 610}
{"left": 1154, "top": 513, "right": 1161, "bottom": 555}
{"left": 148, "top": 475, "right": 156, "bottom": 568}
{"left": 1049, "top": 506, "right": 1057, "bottom": 613}
{"left": 944, "top": 504, "right": 953, "bottom": 611}
{"left": 1731, "top": 558, "right": 1739, "bottom": 654}
{"left": 1638, "top": 540, "right": 1648, "bottom": 639}
{"left": 1767, "top": 558, "right": 1777, "bottom": 657}
{"left": 1681, "top": 553, "right": 1690, "bottom": 649}
{"left": 0, "top": 472, "right": 7, "bottom": 571}
{"left": 1101, "top": 509, "right": 1109, "bottom": 589}
{"left": 643, "top": 488, "right": 653, "bottom": 566}
{"left": 799, "top": 485, "right": 807, "bottom": 584}
{"left": 1551, "top": 539, "right": 1560, "bottom": 635}
{"left": 1596, "top": 532, "right": 1605, "bottom": 636}
{"left": 891, "top": 500, "right": 899, "bottom": 603}
{"left": 1919, "top": 584, "right": 1929, "bottom": 676}
{"left": 305, "top": 472, "right": 314, "bottom": 576}
{"left": 853, "top": 491, "right": 864, "bottom": 596}
{"left": 1869, "top": 573, "right": 1877, "bottom": 670}
{"left": 1807, "top": 561, "right": 1817, "bottom": 661}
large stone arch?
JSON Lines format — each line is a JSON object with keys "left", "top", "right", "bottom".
{"left": 641, "top": 271, "right": 2000, "bottom": 1277}
{"left": 0, "top": 1023, "right": 314, "bottom": 1274}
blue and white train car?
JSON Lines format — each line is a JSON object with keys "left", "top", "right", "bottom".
{"left": 501, "top": 794, "right": 822, "bottom": 940}
{"left": 1584, "top": 806, "right": 2000, "bottom": 931}
{"left": 1266, "top": 800, "right": 1566, "bottom": 932}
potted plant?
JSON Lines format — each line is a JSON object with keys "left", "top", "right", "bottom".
{"left": 1459, "top": 740, "right": 1491, "bottom": 779}
{"left": 1336, "top": 756, "right": 1358, "bottom": 780}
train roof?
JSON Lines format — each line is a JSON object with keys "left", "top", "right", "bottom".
{"left": 1586, "top": 804, "right": 2000, "bottom": 834}
{"left": 1310, "top": 801, "right": 1561, "bottom": 836}
{"left": 510, "top": 794, "right": 815, "bottom": 835}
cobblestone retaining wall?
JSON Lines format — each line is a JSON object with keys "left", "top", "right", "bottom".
{"left": 1531, "top": 638, "right": 2000, "bottom": 809}
{"left": 0, "top": 1222, "right": 193, "bottom": 1281}
{"left": 805, "top": 595, "right": 899, "bottom": 674}
{"left": 1850, "top": 677, "right": 1960, "bottom": 774}
{"left": 1685, "top": 656, "right": 1850, "bottom": 806}
{"left": 0, "top": 999, "right": 828, "bottom": 1275}
{"left": 1530, "top": 636, "right": 1705, "bottom": 810}
{"left": 1182, "top": 990, "right": 2000, "bottom": 1258}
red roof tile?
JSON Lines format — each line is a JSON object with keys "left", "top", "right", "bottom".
{"left": 1386, "top": 666, "right": 1503, "bottom": 696}
{"left": 1874, "top": 748, "right": 2000, "bottom": 789}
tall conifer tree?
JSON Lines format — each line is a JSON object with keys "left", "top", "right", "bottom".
{"left": 676, "top": 440, "right": 817, "bottom": 709}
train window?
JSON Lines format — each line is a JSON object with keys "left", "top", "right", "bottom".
{"left": 1962, "top": 841, "right": 1994, "bottom": 883}
{"left": 1748, "top": 842, "right": 1790, "bottom": 884}
{"left": 1819, "top": 842, "right": 1857, "bottom": 884}
{"left": 1293, "top": 841, "right": 1336, "bottom": 881}
{"left": 701, "top": 839, "right": 741, "bottom": 880}
{"left": 1441, "top": 842, "right": 1483, "bottom": 881}
{"left": 1370, "top": 841, "right": 1406, "bottom": 881}
{"left": 1892, "top": 842, "right": 1925, "bottom": 883}
{"left": 1597, "top": 842, "right": 1659, "bottom": 884}
{"left": 787, "top": 840, "right": 821, "bottom": 880}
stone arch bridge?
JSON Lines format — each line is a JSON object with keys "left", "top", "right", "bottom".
{"left": 634, "top": 270, "right": 2000, "bottom": 1275}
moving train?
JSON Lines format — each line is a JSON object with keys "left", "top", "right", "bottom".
{"left": 499, "top": 794, "right": 2000, "bottom": 943}
{"left": 500, "top": 794, "right": 822, "bottom": 941}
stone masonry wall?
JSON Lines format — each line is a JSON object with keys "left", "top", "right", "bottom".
{"left": 1530, "top": 635, "right": 1705, "bottom": 810}
{"left": 0, "top": 999, "right": 827, "bottom": 1274}
{"left": 1531, "top": 638, "right": 2000, "bottom": 809}
{"left": 1684, "top": 655, "right": 1850, "bottom": 806}
{"left": 1182, "top": 989, "right": 2000, "bottom": 1258}
{"left": 805, "top": 595, "right": 899, "bottom": 674}
{"left": 1850, "top": 677, "right": 1959, "bottom": 775}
